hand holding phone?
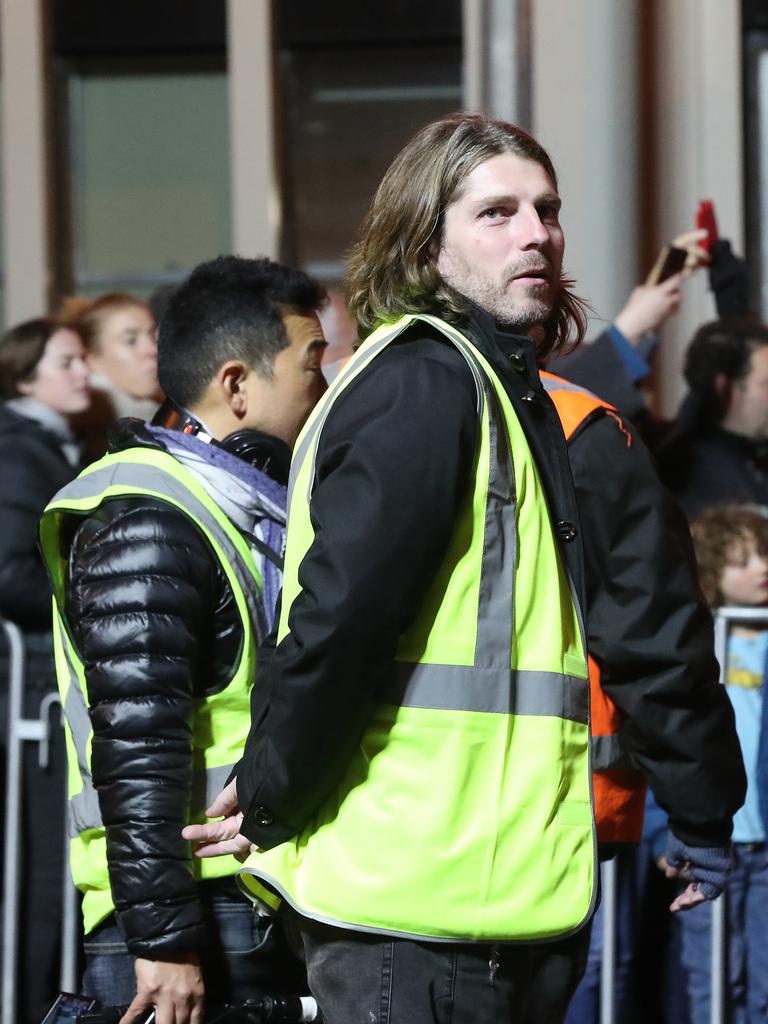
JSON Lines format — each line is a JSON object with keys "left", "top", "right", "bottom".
{"left": 646, "top": 245, "right": 688, "bottom": 286}
{"left": 645, "top": 227, "right": 710, "bottom": 287}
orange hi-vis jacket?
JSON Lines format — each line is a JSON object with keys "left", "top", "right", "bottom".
{"left": 540, "top": 370, "right": 647, "bottom": 844}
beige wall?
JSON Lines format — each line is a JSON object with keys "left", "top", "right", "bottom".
{"left": 0, "top": 0, "right": 51, "bottom": 325}
{"left": 529, "top": 0, "right": 743, "bottom": 416}
{"left": 531, "top": 0, "right": 640, "bottom": 329}
{"left": 652, "top": 0, "right": 743, "bottom": 415}
{"left": 227, "top": 0, "right": 279, "bottom": 259}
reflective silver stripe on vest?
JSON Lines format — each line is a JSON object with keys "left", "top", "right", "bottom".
{"left": 56, "top": 618, "right": 103, "bottom": 837}
{"left": 287, "top": 330, "right": 398, "bottom": 517}
{"left": 192, "top": 762, "right": 237, "bottom": 810}
{"left": 52, "top": 459, "right": 259, "bottom": 838}
{"left": 591, "top": 732, "right": 636, "bottom": 772}
{"left": 292, "top": 316, "right": 587, "bottom": 721}
{"left": 60, "top": 614, "right": 240, "bottom": 836}
{"left": 287, "top": 317, "right": 484, "bottom": 517}
{"left": 56, "top": 461, "right": 265, "bottom": 639}
{"left": 540, "top": 375, "right": 601, "bottom": 400}
{"left": 383, "top": 662, "right": 588, "bottom": 723}
{"left": 407, "top": 322, "right": 521, "bottom": 674}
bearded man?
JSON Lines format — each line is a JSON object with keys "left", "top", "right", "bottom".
{"left": 188, "top": 114, "right": 610, "bottom": 1023}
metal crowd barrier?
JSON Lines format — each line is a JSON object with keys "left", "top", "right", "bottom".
{"left": 3, "top": 603, "right": 764, "bottom": 1023}
{"left": 0, "top": 622, "right": 319, "bottom": 1024}
{"left": 596, "top": 605, "right": 768, "bottom": 1024}
{"left": 0, "top": 619, "right": 78, "bottom": 1024}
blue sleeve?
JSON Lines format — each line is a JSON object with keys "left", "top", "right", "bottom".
{"left": 642, "top": 788, "right": 669, "bottom": 862}
{"left": 758, "top": 648, "right": 768, "bottom": 833}
{"left": 606, "top": 325, "right": 651, "bottom": 384}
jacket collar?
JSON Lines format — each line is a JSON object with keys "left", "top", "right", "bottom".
{"left": 458, "top": 302, "right": 542, "bottom": 385}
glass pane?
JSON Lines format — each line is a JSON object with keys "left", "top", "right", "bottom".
{"left": 69, "top": 68, "right": 230, "bottom": 296}
{"left": 281, "top": 45, "right": 462, "bottom": 283}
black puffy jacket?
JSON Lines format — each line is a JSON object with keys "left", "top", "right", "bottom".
{"left": 63, "top": 426, "right": 243, "bottom": 956}
{"left": 0, "top": 405, "right": 79, "bottom": 630}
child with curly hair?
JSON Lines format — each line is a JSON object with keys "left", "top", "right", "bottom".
{"left": 686, "top": 504, "right": 768, "bottom": 1024}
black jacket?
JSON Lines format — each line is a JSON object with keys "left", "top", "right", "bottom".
{"left": 237, "top": 307, "right": 585, "bottom": 849}
{"left": 548, "top": 329, "right": 647, "bottom": 420}
{"left": 568, "top": 409, "right": 746, "bottom": 847}
{"left": 0, "top": 405, "right": 79, "bottom": 630}
{"left": 63, "top": 424, "right": 243, "bottom": 956}
{"left": 660, "top": 424, "right": 768, "bottom": 519}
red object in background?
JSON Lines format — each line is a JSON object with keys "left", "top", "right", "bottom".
{"left": 696, "top": 199, "right": 719, "bottom": 252}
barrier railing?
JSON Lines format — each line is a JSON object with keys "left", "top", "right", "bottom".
{"left": 4, "top": 604, "right": 763, "bottom": 1022}
{"left": 0, "top": 621, "right": 318, "bottom": 1022}
{"left": 599, "top": 855, "right": 618, "bottom": 1024}
{"left": 0, "top": 621, "right": 78, "bottom": 1024}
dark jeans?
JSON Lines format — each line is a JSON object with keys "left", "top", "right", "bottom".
{"left": 678, "top": 843, "right": 768, "bottom": 1024}
{"left": 565, "top": 848, "right": 639, "bottom": 1024}
{"left": 82, "top": 880, "right": 307, "bottom": 1008}
{"left": 295, "top": 914, "right": 591, "bottom": 1024}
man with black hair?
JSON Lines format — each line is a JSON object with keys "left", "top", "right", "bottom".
{"left": 40, "top": 256, "right": 327, "bottom": 1024}
{"left": 660, "top": 317, "right": 768, "bottom": 517}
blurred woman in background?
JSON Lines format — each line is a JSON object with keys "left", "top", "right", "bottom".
{"left": 0, "top": 315, "right": 90, "bottom": 1023}
{"left": 63, "top": 293, "right": 161, "bottom": 458}
{"left": 0, "top": 317, "right": 90, "bottom": 630}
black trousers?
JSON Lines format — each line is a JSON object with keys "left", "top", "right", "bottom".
{"left": 295, "top": 915, "right": 591, "bottom": 1024}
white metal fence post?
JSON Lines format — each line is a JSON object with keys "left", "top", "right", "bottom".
{"left": 599, "top": 855, "right": 618, "bottom": 1024}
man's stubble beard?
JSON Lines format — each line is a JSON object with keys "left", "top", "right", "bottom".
{"left": 438, "top": 248, "right": 555, "bottom": 332}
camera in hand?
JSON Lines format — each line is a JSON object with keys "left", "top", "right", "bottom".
{"left": 40, "top": 992, "right": 320, "bottom": 1024}
{"left": 208, "top": 996, "right": 319, "bottom": 1023}
{"left": 40, "top": 993, "right": 98, "bottom": 1024}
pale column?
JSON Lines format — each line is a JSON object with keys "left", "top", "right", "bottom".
{"left": 531, "top": 0, "right": 639, "bottom": 331}
{"left": 653, "top": 0, "right": 743, "bottom": 416}
{"left": 463, "top": 0, "right": 532, "bottom": 126}
{"left": 0, "top": 0, "right": 50, "bottom": 325}
{"left": 227, "top": 0, "right": 279, "bottom": 259}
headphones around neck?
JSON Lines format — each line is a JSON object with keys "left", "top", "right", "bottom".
{"left": 151, "top": 397, "right": 291, "bottom": 486}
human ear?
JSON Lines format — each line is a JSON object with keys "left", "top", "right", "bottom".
{"left": 713, "top": 372, "right": 733, "bottom": 415}
{"left": 219, "top": 362, "right": 249, "bottom": 416}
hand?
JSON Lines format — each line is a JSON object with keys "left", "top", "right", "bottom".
{"left": 667, "top": 879, "right": 707, "bottom": 913}
{"left": 663, "top": 831, "right": 732, "bottom": 914}
{"left": 614, "top": 276, "right": 684, "bottom": 344}
{"left": 181, "top": 778, "right": 256, "bottom": 860}
{"left": 119, "top": 955, "right": 204, "bottom": 1024}
{"left": 670, "top": 228, "right": 710, "bottom": 276}
{"left": 644, "top": 229, "right": 710, "bottom": 289}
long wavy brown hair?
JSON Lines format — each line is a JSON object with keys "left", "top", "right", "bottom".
{"left": 346, "top": 113, "right": 589, "bottom": 358}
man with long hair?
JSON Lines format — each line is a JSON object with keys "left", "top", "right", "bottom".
{"left": 187, "top": 114, "right": 599, "bottom": 1022}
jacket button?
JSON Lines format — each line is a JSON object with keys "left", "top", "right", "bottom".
{"left": 556, "top": 520, "right": 578, "bottom": 543}
{"left": 521, "top": 389, "right": 536, "bottom": 402}
{"left": 253, "top": 806, "right": 274, "bottom": 827}
{"left": 508, "top": 351, "right": 525, "bottom": 370}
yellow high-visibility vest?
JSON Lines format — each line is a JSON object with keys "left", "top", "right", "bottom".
{"left": 241, "top": 314, "right": 596, "bottom": 942}
{"left": 40, "top": 447, "right": 261, "bottom": 933}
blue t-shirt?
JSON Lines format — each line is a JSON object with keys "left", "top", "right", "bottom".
{"left": 726, "top": 630, "right": 768, "bottom": 842}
